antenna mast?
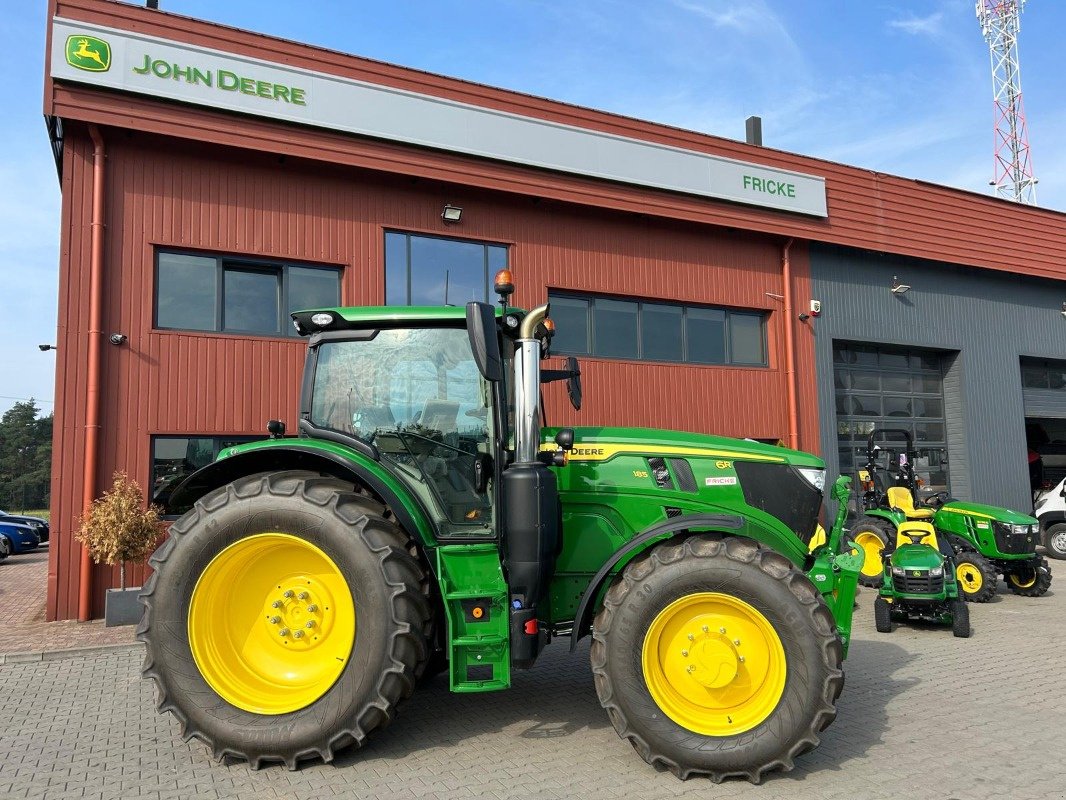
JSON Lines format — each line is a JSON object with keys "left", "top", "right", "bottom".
{"left": 976, "top": 0, "right": 1037, "bottom": 204}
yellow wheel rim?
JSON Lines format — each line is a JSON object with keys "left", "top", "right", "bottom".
{"left": 1010, "top": 570, "right": 1037, "bottom": 589}
{"left": 855, "top": 532, "right": 885, "bottom": 578}
{"left": 641, "top": 593, "right": 786, "bottom": 737}
{"left": 188, "top": 533, "right": 356, "bottom": 715}
{"left": 956, "top": 563, "right": 984, "bottom": 594}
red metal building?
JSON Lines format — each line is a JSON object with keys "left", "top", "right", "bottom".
{"left": 43, "top": 0, "right": 1066, "bottom": 619}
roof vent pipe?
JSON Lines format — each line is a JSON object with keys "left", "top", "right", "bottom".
{"left": 745, "top": 116, "right": 763, "bottom": 146}
{"left": 146, "top": 0, "right": 159, "bottom": 8}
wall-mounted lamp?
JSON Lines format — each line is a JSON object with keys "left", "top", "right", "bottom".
{"left": 890, "top": 276, "right": 911, "bottom": 295}
{"left": 38, "top": 344, "right": 57, "bottom": 352}
{"left": 1060, "top": 302, "right": 1066, "bottom": 320}
{"left": 441, "top": 204, "right": 463, "bottom": 224}
{"left": 109, "top": 333, "right": 128, "bottom": 346}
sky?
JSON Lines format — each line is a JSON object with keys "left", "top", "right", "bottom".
{"left": 3, "top": 0, "right": 1065, "bottom": 415}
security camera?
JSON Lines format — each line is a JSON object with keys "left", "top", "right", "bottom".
{"left": 109, "top": 333, "right": 128, "bottom": 346}
{"left": 38, "top": 344, "right": 55, "bottom": 352}
{"left": 1061, "top": 302, "right": 1066, "bottom": 319}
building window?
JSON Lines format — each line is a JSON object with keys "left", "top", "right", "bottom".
{"left": 385, "top": 231, "right": 509, "bottom": 306}
{"left": 155, "top": 250, "right": 341, "bottom": 336}
{"left": 1021, "top": 357, "right": 1066, "bottom": 390}
{"left": 549, "top": 292, "right": 767, "bottom": 366}
{"left": 150, "top": 435, "right": 263, "bottom": 514}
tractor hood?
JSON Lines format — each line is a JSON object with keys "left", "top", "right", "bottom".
{"left": 544, "top": 426, "right": 824, "bottom": 469}
{"left": 938, "top": 501, "right": 1037, "bottom": 525}
{"left": 891, "top": 543, "right": 945, "bottom": 570}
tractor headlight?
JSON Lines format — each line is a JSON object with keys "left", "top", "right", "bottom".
{"left": 891, "top": 566, "right": 906, "bottom": 577}
{"left": 796, "top": 467, "right": 826, "bottom": 493}
{"left": 1009, "top": 523, "right": 1033, "bottom": 536}
{"left": 930, "top": 567, "right": 943, "bottom": 577}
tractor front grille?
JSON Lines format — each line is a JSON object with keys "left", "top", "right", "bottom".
{"left": 895, "top": 571, "right": 945, "bottom": 594}
{"left": 734, "top": 462, "right": 822, "bottom": 544}
{"left": 991, "top": 521, "right": 1038, "bottom": 555}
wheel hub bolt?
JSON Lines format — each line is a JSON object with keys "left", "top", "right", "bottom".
{"left": 306, "top": 604, "right": 318, "bottom": 613}
{"left": 734, "top": 639, "right": 741, "bottom": 646}
{"left": 305, "top": 621, "right": 316, "bottom": 629}
{"left": 688, "top": 633, "right": 695, "bottom": 641}
{"left": 269, "top": 616, "right": 281, "bottom": 624}
{"left": 702, "top": 625, "right": 709, "bottom": 633}
{"left": 687, "top": 665, "right": 696, "bottom": 673}
{"left": 298, "top": 591, "right": 309, "bottom": 600}
{"left": 719, "top": 627, "right": 726, "bottom": 634}
{"left": 293, "top": 630, "right": 304, "bottom": 639}
{"left": 279, "top": 628, "right": 290, "bottom": 637}
{"left": 739, "top": 656, "right": 745, "bottom": 663}
{"left": 681, "top": 649, "right": 688, "bottom": 657}
{"left": 272, "top": 601, "right": 282, "bottom": 609}
{"left": 283, "top": 590, "right": 294, "bottom": 599}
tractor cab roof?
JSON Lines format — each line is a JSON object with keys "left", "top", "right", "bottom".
{"left": 292, "top": 305, "right": 524, "bottom": 336}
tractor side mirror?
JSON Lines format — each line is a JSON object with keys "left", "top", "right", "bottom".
{"left": 466, "top": 302, "right": 503, "bottom": 382}
{"left": 565, "top": 356, "right": 582, "bottom": 411}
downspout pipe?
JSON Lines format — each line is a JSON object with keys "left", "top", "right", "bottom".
{"left": 782, "top": 238, "right": 799, "bottom": 451}
{"left": 79, "top": 124, "right": 105, "bottom": 622}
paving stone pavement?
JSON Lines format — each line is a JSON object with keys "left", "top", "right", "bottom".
{"left": 1, "top": 581, "right": 1064, "bottom": 800}
{"left": 0, "top": 548, "right": 135, "bottom": 656}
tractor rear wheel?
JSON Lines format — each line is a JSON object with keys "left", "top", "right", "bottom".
{"left": 1043, "top": 523, "right": 1066, "bottom": 561}
{"left": 139, "top": 471, "right": 431, "bottom": 769}
{"left": 590, "top": 535, "right": 843, "bottom": 783}
{"left": 1005, "top": 556, "right": 1052, "bottom": 597}
{"left": 951, "top": 600, "right": 971, "bottom": 638}
{"left": 852, "top": 518, "right": 890, "bottom": 588}
{"left": 953, "top": 552, "right": 997, "bottom": 602}
{"left": 873, "top": 597, "right": 893, "bottom": 633}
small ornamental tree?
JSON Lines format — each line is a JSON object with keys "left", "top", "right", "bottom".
{"left": 75, "top": 472, "right": 164, "bottom": 590}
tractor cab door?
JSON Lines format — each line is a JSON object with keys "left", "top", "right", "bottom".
{"left": 308, "top": 326, "right": 496, "bottom": 538}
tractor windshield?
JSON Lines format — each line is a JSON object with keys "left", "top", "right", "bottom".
{"left": 309, "top": 327, "right": 494, "bottom": 534}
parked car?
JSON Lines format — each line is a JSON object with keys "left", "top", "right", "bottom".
{"left": 0, "top": 522, "right": 40, "bottom": 554}
{"left": 0, "top": 511, "right": 49, "bottom": 543}
{"left": 0, "top": 535, "right": 10, "bottom": 560}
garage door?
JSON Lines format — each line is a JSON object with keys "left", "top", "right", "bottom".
{"left": 833, "top": 342, "right": 950, "bottom": 492}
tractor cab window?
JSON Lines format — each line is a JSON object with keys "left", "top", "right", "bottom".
{"left": 310, "top": 327, "right": 493, "bottom": 535}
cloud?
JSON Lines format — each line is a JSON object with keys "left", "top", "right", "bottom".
{"left": 888, "top": 12, "right": 945, "bottom": 37}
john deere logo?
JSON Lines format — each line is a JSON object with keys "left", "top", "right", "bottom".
{"left": 66, "top": 35, "right": 111, "bottom": 72}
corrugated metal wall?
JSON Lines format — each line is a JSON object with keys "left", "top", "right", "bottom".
{"left": 49, "top": 127, "right": 817, "bottom": 619}
{"left": 810, "top": 242, "right": 1066, "bottom": 513}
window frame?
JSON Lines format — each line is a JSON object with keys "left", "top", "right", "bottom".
{"left": 547, "top": 291, "right": 768, "bottom": 367}
{"left": 150, "top": 434, "right": 264, "bottom": 518}
{"left": 384, "top": 230, "right": 510, "bottom": 306}
{"left": 153, "top": 249, "right": 342, "bottom": 338}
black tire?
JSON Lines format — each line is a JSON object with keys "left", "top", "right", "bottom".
{"left": 951, "top": 600, "right": 971, "bottom": 638}
{"left": 873, "top": 597, "right": 893, "bottom": 633}
{"left": 138, "top": 471, "right": 431, "bottom": 769}
{"left": 953, "top": 552, "right": 997, "bottom": 603}
{"left": 590, "top": 535, "right": 843, "bottom": 783}
{"left": 1005, "top": 556, "right": 1053, "bottom": 597}
{"left": 852, "top": 518, "right": 891, "bottom": 588}
{"left": 1043, "top": 523, "right": 1066, "bottom": 561}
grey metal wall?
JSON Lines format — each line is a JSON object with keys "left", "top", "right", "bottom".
{"left": 810, "top": 243, "right": 1066, "bottom": 512}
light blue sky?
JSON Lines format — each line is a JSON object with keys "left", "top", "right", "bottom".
{"left": 3, "top": 0, "right": 1064, "bottom": 415}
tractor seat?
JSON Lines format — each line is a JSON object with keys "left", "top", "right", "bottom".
{"left": 895, "top": 521, "right": 939, "bottom": 550}
{"left": 886, "top": 486, "right": 935, "bottom": 519}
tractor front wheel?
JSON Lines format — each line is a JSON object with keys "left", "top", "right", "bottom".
{"left": 1005, "top": 556, "right": 1052, "bottom": 597}
{"left": 139, "top": 471, "right": 431, "bottom": 768}
{"left": 951, "top": 600, "right": 971, "bottom": 638}
{"left": 873, "top": 597, "right": 893, "bottom": 633}
{"left": 953, "top": 552, "right": 997, "bottom": 602}
{"left": 590, "top": 535, "right": 843, "bottom": 783}
{"left": 852, "top": 518, "right": 890, "bottom": 588}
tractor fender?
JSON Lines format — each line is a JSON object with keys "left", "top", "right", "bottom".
{"left": 864, "top": 508, "right": 903, "bottom": 528}
{"left": 166, "top": 444, "right": 438, "bottom": 549}
{"left": 568, "top": 513, "right": 744, "bottom": 651}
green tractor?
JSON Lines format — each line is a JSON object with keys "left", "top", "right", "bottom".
{"left": 851, "top": 428, "right": 1050, "bottom": 602}
{"left": 873, "top": 521, "right": 970, "bottom": 638}
{"left": 139, "top": 273, "right": 863, "bottom": 782}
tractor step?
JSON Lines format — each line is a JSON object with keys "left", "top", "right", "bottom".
{"left": 435, "top": 544, "right": 511, "bottom": 693}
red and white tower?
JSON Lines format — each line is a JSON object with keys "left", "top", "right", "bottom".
{"left": 976, "top": 1, "right": 1037, "bottom": 204}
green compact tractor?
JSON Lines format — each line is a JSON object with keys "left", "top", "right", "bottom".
{"left": 852, "top": 428, "right": 1050, "bottom": 601}
{"left": 873, "top": 521, "right": 970, "bottom": 638}
{"left": 139, "top": 273, "right": 863, "bottom": 782}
